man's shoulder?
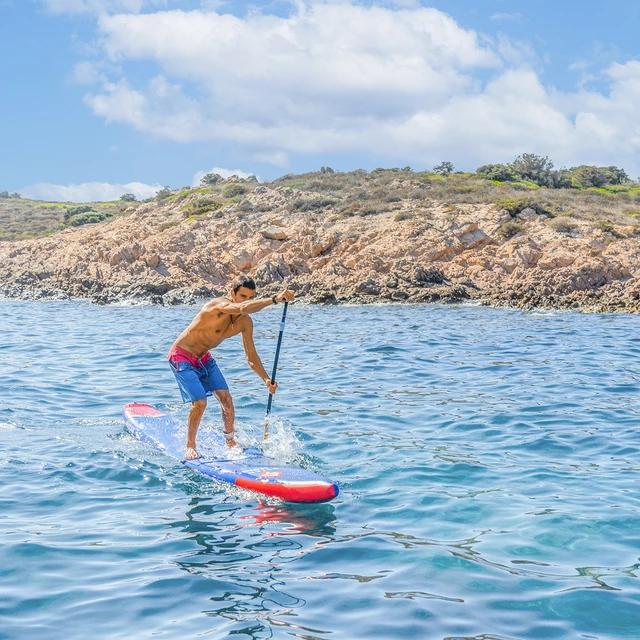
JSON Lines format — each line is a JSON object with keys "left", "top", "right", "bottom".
{"left": 239, "top": 314, "right": 253, "bottom": 329}
{"left": 201, "top": 296, "right": 227, "bottom": 311}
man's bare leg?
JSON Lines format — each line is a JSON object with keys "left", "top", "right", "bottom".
{"left": 214, "top": 389, "right": 237, "bottom": 447}
{"left": 186, "top": 398, "right": 207, "bottom": 459}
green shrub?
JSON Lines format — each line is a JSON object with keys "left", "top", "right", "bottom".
{"left": 595, "top": 221, "right": 615, "bottom": 233}
{"left": 476, "top": 164, "right": 516, "bottom": 181}
{"left": 158, "top": 221, "right": 179, "bottom": 231}
{"left": 64, "top": 205, "right": 95, "bottom": 222}
{"left": 68, "top": 211, "right": 108, "bottom": 226}
{"left": 569, "top": 165, "right": 630, "bottom": 188}
{"left": 498, "top": 221, "right": 524, "bottom": 238}
{"left": 547, "top": 217, "right": 578, "bottom": 233}
{"left": 290, "top": 198, "right": 336, "bottom": 211}
{"left": 181, "top": 198, "right": 224, "bottom": 217}
{"left": 494, "top": 198, "right": 551, "bottom": 217}
{"left": 222, "top": 184, "right": 247, "bottom": 198}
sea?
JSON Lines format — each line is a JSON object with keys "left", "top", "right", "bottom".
{"left": 1, "top": 299, "right": 639, "bottom": 640}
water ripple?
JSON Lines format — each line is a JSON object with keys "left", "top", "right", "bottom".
{"left": 1, "top": 301, "right": 640, "bottom": 638}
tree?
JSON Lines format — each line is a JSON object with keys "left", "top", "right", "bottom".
{"left": 64, "top": 205, "right": 94, "bottom": 221}
{"left": 200, "top": 173, "right": 223, "bottom": 187}
{"left": 0, "top": 191, "right": 9, "bottom": 198}
{"left": 603, "top": 166, "right": 629, "bottom": 185}
{"left": 552, "top": 169, "right": 573, "bottom": 189}
{"left": 569, "top": 165, "right": 611, "bottom": 188}
{"left": 433, "top": 161, "right": 454, "bottom": 175}
{"left": 476, "top": 164, "right": 515, "bottom": 181}
{"left": 509, "top": 153, "right": 556, "bottom": 187}
{"left": 10, "top": 193, "right": 21, "bottom": 199}
{"left": 155, "top": 186, "right": 172, "bottom": 199}
{"left": 120, "top": 193, "right": 137, "bottom": 202}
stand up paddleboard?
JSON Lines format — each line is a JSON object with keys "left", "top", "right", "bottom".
{"left": 123, "top": 403, "right": 339, "bottom": 503}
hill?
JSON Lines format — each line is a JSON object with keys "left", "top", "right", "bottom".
{"left": 2, "top": 168, "right": 640, "bottom": 312}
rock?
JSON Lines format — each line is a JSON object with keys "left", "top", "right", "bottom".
{"left": 517, "top": 207, "right": 538, "bottom": 221}
{"left": 254, "top": 255, "right": 290, "bottom": 285}
{"left": 3, "top": 174, "right": 640, "bottom": 314}
{"left": 357, "top": 279, "right": 381, "bottom": 295}
{"left": 261, "top": 225, "right": 288, "bottom": 241}
{"left": 145, "top": 253, "right": 160, "bottom": 268}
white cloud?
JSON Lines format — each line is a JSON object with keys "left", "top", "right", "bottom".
{"left": 71, "top": 61, "right": 106, "bottom": 85}
{"left": 20, "top": 181, "right": 164, "bottom": 202}
{"left": 252, "top": 151, "right": 290, "bottom": 167}
{"left": 71, "top": 2, "right": 640, "bottom": 174}
{"left": 191, "top": 167, "right": 258, "bottom": 186}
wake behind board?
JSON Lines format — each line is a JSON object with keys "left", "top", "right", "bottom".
{"left": 123, "top": 403, "right": 338, "bottom": 503}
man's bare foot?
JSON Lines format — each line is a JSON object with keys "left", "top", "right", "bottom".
{"left": 224, "top": 432, "right": 238, "bottom": 447}
{"left": 185, "top": 446, "right": 200, "bottom": 460}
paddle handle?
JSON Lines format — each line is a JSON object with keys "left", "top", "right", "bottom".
{"left": 264, "top": 300, "right": 288, "bottom": 440}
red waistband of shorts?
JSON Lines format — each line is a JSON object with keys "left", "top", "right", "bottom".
{"left": 167, "top": 345, "right": 212, "bottom": 368}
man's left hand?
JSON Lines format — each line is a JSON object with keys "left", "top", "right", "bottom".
{"left": 266, "top": 379, "right": 278, "bottom": 394}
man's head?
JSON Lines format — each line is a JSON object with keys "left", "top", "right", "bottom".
{"left": 230, "top": 274, "right": 256, "bottom": 302}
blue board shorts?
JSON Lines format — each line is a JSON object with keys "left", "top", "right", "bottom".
{"left": 168, "top": 355, "right": 229, "bottom": 403}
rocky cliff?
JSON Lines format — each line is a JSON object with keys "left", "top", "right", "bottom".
{"left": 2, "top": 171, "right": 640, "bottom": 312}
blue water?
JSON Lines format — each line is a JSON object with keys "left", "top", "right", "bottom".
{"left": 1, "top": 300, "right": 640, "bottom": 640}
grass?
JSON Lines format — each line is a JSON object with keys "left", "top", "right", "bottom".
{"left": 3, "top": 170, "right": 640, "bottom": 242}
{"left": 180, "top": 198, "right": 225, "bottom": 218}
{"left": 0, "top": 198, "right": 136, "bottom": 241}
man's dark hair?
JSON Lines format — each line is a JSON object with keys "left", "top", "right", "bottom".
{"left": 231, "top": 274, "right": 256, "bottom": 293}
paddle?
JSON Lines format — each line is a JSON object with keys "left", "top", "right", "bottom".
{"left": 264, "top": 300, "right": 289, "bottom": 440}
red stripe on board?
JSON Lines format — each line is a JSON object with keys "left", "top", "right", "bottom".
{"left": 235, "top": 478, "right": 338, "bottom": 503}
{"left": 124, "top": 403, "right": 164, "bottom": 417}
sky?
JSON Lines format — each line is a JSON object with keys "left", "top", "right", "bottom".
{"left": 2, "top": 0, "right": 640, "bottom": 201}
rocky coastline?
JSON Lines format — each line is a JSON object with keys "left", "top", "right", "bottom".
{"left": 2, "top": 173, "right": 640, "bottom": 313}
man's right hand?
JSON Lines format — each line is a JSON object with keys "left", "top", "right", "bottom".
{"left": 275, "top": 289, "right": 295, "bottom": 303}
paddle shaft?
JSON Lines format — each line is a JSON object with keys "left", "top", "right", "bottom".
{"left": 264, "top": 300, "right": 289, "bottom": 439}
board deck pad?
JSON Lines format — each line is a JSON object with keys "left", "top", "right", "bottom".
{"left": 123, "top": 403, "right": 339, "bottom": 503}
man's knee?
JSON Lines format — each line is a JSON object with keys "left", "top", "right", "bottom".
{"left": 215, "top": 390, "right": 233, "bottom": 409}
{"left": 191, "top": 398, "right": 207, "bottom": 412}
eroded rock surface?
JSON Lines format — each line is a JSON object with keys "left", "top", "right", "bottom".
{"left": 2, "top": 184, "right": 640, "bottom": 312}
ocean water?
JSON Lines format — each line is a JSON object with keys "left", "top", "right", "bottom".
{"left": 1, "top": 299, "right": 639, "bottom": 640}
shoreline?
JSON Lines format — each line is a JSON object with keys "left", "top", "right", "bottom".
{"left": 1, "top": 282, "right": 638, "bottom": 315}
{"left": 3, "top": 174, "right": 640, "bottom": 315}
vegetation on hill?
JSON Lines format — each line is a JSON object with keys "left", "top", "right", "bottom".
{"left": 0, "top": 197, "right": 137, "bottom": 241}
{"left": 2, "top": 154, "right": 639, "bottom": 242}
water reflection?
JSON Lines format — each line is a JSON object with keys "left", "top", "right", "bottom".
{"left": 239, "top": 501, "right": 337, "bottom": 537}
{"left": 165, "top": 497, "right": 337, "bottom": 639}
{"left": 171, "top": 498, "right": 337, "bottom": 570}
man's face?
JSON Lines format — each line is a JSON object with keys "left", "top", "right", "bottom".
{"left": 231, "top": 286, "right": 256, "bottom": 302}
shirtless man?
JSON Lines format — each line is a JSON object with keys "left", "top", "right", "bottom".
{"left": 168, "top": 274, "right": 295, "bottom": 459}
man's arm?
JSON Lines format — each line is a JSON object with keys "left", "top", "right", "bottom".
{"left": 215, "top": 297, "right": 273, "bottom": 316}
{"left": 213, "top": 289, "right": 294, "bottom": 316}
{"left": 240, "top": 317, "right": 277, "bottom": 394}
